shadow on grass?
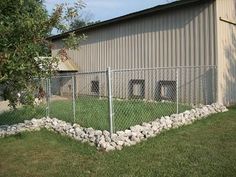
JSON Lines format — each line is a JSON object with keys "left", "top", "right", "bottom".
{"left": 0, "top": 108, "right": 236, "bottom": 177}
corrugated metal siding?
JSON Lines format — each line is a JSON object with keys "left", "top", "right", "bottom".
{"left": 52, "top": 1, "right": 216, "bottom": 70}
{"left": 216, "top": 0, "right": 236, "bottom": 105}
{"left": 51, "top": 0, "right": 217, "bottom": 105}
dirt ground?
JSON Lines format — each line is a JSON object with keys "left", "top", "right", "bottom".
{"left": 0, "top": 101, "right": 10, "bottom": 113}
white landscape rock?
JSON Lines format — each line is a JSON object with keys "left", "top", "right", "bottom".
{"left": 0, "top": 103, "right": 229, "bottom": 151}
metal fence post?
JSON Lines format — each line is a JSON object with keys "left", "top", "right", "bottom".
{"left": 72, "top": 75, "right": 76, "bottom": 123}
{"left": 215, "top": 66, "right": 218, "bottom": 103}
{"left": 46, "top": 78, "right": 51, "bottom": 118}
{"left": 176, "top": 68, "right": 179, "bottom": 114}
{"left": 107, "top": 67, "right": 114, "bottom": 134}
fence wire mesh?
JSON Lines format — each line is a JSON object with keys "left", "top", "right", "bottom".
{"left": 112, "top": 66, "right": 217, "bottom": 131}
{"left": 0, "top": 79, "right": 47, "bottom": 125}
{"left": 49, "top": 75, "right": 74, "bottom": 123}
{"left": 112, "top": 68, "right": 179, "bottom": 131}
{"left": 75, "top": 71, "right": 109, "bottom": 130}
{"left": 0, "top": 66, "right": 217, "bottom": 132}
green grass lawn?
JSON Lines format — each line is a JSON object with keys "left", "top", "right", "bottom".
{"left": 0, "top": 107, "right": 235, "bottom": 177}
{"left": 0, "top": 97, "right": 190, "bottom": 130}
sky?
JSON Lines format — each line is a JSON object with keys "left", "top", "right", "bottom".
{"left": 45, "top": 0, "right": 173, "bottom": 22}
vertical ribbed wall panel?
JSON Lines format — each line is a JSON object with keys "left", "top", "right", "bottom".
{"left": 216, "top": 0, "right": 236, "bottom": 105}
{"left": 51, "top": 0, "right": 218, "bottom": 105}
{"left": 52, "top": 1, "right": 216, "bottom": 71}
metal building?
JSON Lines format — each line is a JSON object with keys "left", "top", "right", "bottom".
{"left": 49, "top": 0, "right": 236, "bottom": 106}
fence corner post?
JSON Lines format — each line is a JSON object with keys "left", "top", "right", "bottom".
{"left": 176, "top": 68, "right": 179, "bottom": 114}
{"left": 107, "top": 67, "right": 114, "bottom": 134}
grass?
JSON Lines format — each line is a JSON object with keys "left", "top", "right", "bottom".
{"left": 0, "top": 97, "right": 190, "bottom": 130}
{"left": 0, "top": 107, "right": 235, "bottom": 177}
{"left": 0, "top": 106, "right": 46, "bottom": 125}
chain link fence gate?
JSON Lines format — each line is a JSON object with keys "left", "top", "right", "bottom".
{"left": 0, "top": 66, "right": 217, "bottom": 133}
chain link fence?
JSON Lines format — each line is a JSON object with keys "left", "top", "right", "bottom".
{"left": 0, "top": 66, "right": 217, "bottom": 132}
{"left": 0, "top": 79, "right": 47, "bottom": 125}
{"left": 112, "top": 66, "right": 217, "bottom": 131}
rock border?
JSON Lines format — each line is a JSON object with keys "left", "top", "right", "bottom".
{"left": 0, "top": 103, "right": 228, "bottom": 152}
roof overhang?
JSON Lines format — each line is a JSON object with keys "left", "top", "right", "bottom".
{"left": 35, "top": 57, "right": 78, "bottom": 72}
{"left": 57, "top": 58, "right": 78, "bottom": 72}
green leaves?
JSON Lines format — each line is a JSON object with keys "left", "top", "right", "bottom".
{"left": 63, "top": 32, "right": 87, "bottom": 50}
{"left": 0, "top": 0, "right": 85, "bottom": 108}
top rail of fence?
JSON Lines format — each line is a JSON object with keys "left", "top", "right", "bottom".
{"left": 76, "top": 70, "right": 107, "bottom": 75}
{"left": 49, "top": 70, "right": 107, "bottom": 78}
{"left": 46, "top": 65, "right": 217, "bottom": 78}
{"left": 112, "top": 65, "right": 217, "bottom": 72}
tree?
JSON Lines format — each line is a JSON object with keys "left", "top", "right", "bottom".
{"left": 70, "top": 19, "right": 101, "bottom": 30}
{"left": 69, "top": 11, "right": 101, "bottom": 30}
{"left": 70, "top": 19, "right": 87, "bottom": 29}
{"left": 0, "top": 0, "right": 85, "bottom": 108}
